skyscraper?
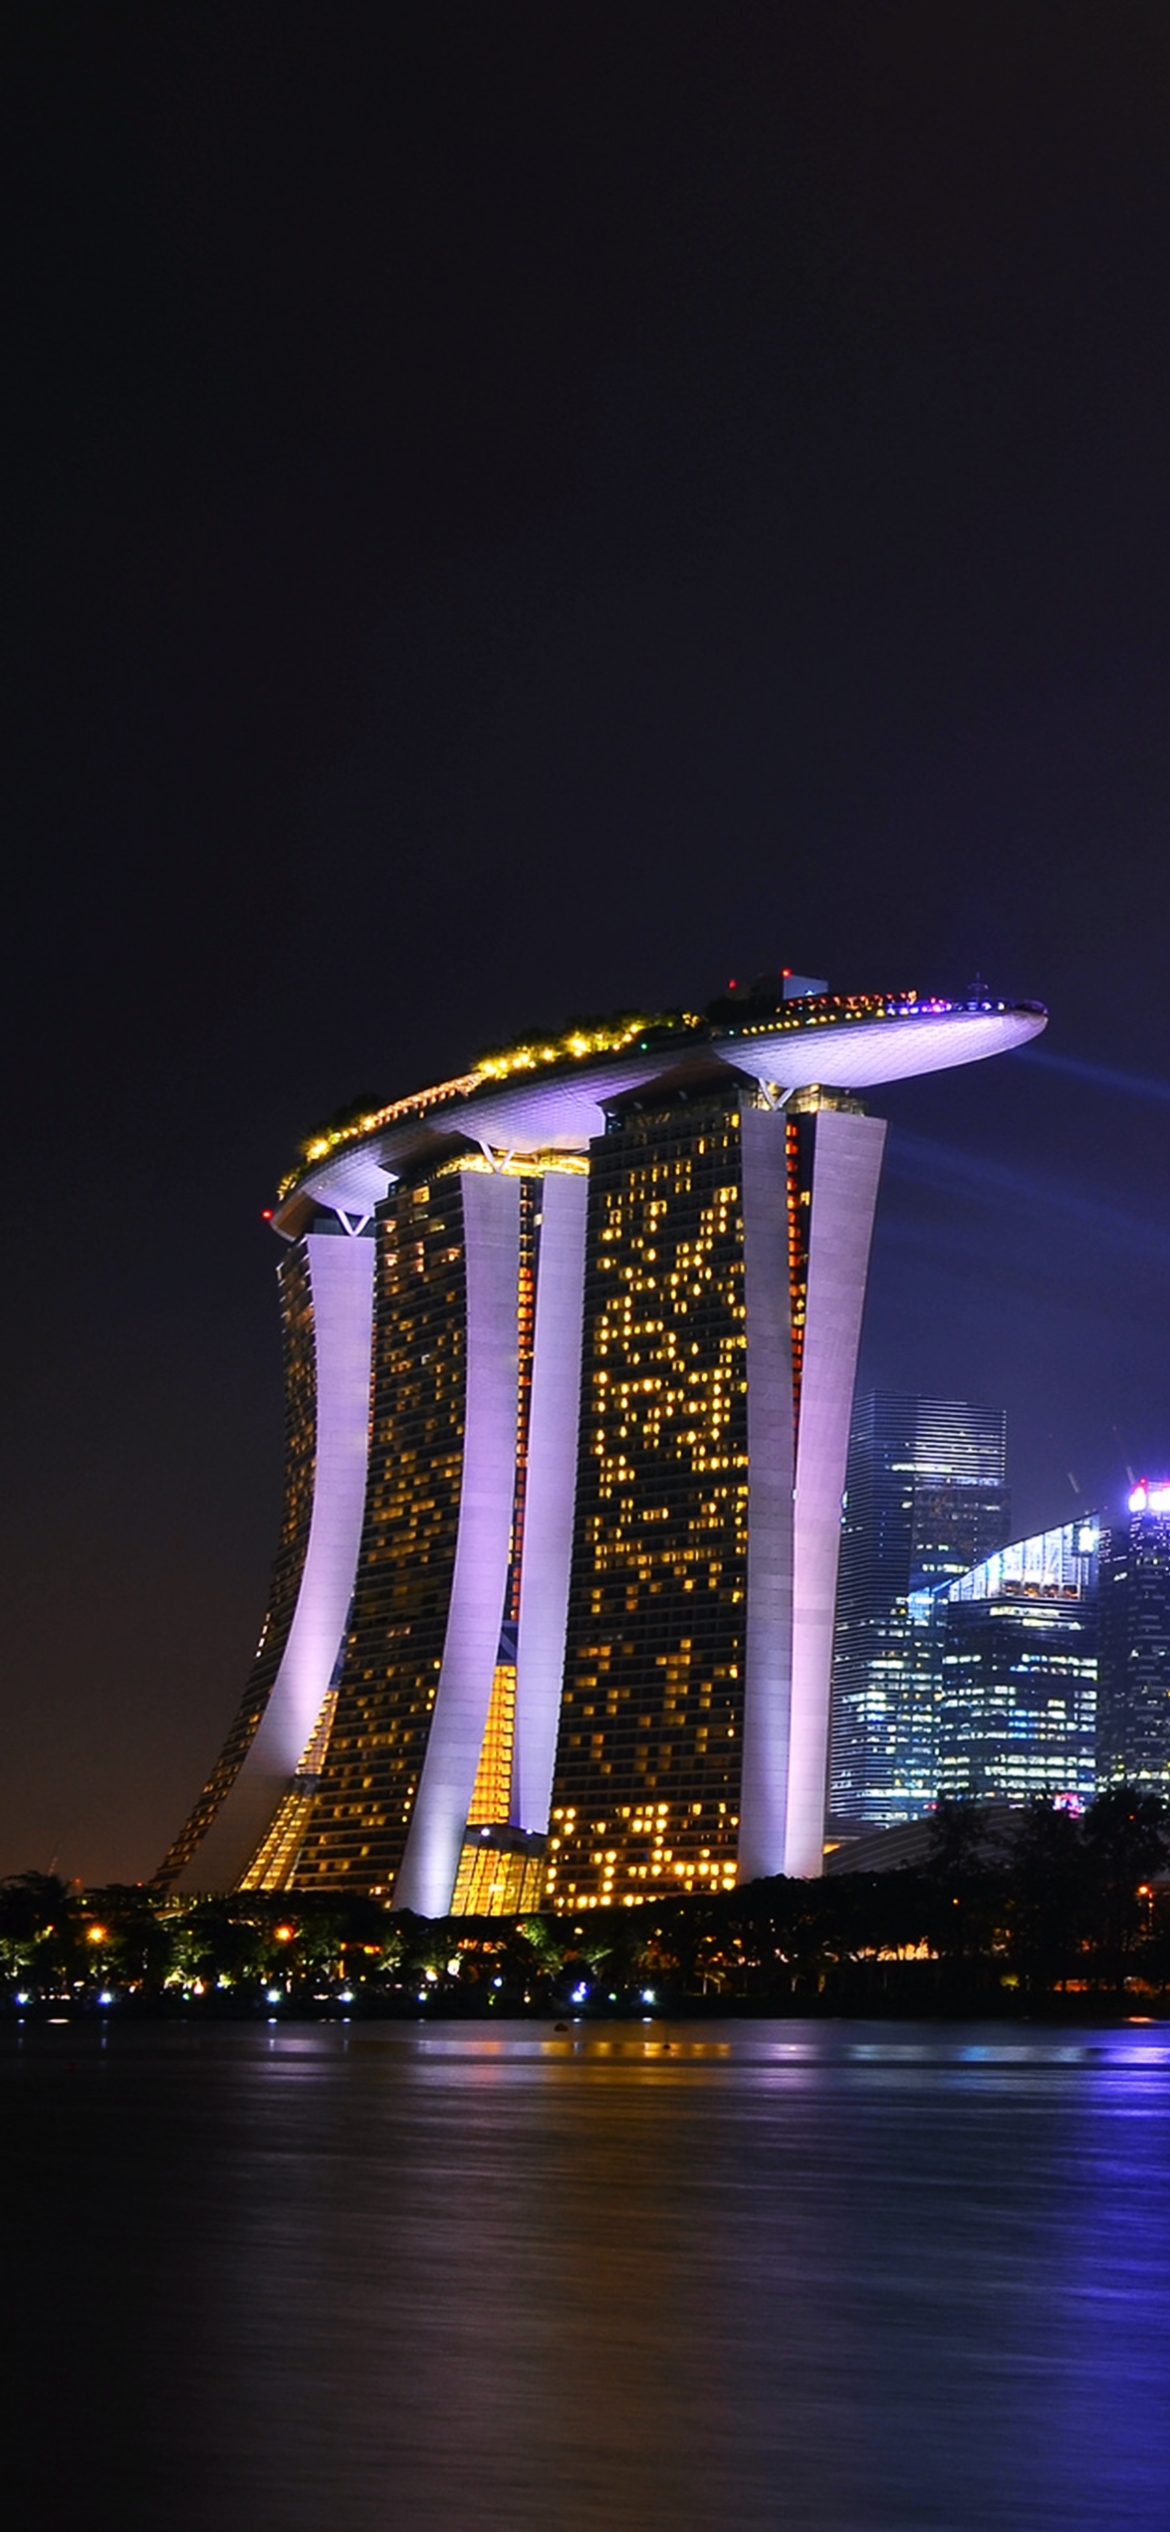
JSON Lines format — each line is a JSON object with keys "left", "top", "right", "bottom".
{"left": 937, "top": 1518, "right": 1099, "bottom": 1806}
{"left": 1096, "top": 1482, "right": 1170, "bottom": 1791}
{"left": 828, "top": 1392, "right": 1011, "bottom": 1833}
{"left": 159, "top": 982, "right": 1045, "bottom": 1907}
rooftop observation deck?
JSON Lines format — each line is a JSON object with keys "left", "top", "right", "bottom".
{"left": 273, "top": 987, "right": 1048, "bottom": 1236}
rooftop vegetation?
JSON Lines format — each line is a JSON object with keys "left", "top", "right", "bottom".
{"left": 280, "top": 1009, "right": 695, "bottom": 1197}
{"left": 279, "top": 986, "right": 1033, "bottom": 1203}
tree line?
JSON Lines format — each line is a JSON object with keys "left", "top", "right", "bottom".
{"left": 3, "top": 1788, "right": 1169, "bottom": 2017}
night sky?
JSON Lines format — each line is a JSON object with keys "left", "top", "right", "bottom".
{"left": 6, "top": 3, "right": 1170, "bottom": 1883}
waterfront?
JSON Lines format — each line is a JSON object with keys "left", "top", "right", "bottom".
{"left": 5, "top": 2020, "right": 1170, "bottom": 2529}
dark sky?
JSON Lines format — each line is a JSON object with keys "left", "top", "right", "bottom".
{"left": 5, "top": 1, "right": 1170, "bottom": 1883}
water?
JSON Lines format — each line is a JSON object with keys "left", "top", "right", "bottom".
{"left": 4, "top": 2019, "right": 1170, "bottom": 2529}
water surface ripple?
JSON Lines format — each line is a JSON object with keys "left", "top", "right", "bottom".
{"left": 4, "top": 2019, "right": 1169, "bottom": 2529}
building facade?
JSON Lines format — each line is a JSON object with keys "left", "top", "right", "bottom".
{"left": 828, "top": 1392, "right": 1011, "bottom": 1832}
{"left": 158, "top": 982, "right": 1045, "bottom": 1908}
{"left": 937, "top": 1518, "right": 1099, "bottom": 1806}
{"left": 1096, "top": 1483, "right": 1170, "bottom": 1791}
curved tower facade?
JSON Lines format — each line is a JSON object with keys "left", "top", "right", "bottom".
{"left": 160, "top": 981, "right": 1046, "bottom": 1906}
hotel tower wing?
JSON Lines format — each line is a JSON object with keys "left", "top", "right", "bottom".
{"left": 158, "top": 983, "right": 1046, "bottom": 1908}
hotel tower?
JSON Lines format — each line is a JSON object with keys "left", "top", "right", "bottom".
{"left": 159, "top": 978, "right": 1045, "bottom": 1911}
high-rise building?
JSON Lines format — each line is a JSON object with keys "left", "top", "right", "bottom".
{"left": 828, "top": 1392, "right": 1011, "bottom": 1832}
{"left": 1096, "top": 1482, "right": 1170, "bottom": 1791}
{"left": 937, "top": 1518, "right": 1099, "bottom": 1805}
{"left": 158, "top": 982, "right": 1044, "bottom": 1907}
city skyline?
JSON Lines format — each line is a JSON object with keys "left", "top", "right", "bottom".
{"left": 8, "top": 11, "right": 1170, "bottom": 1886}
{"left": 10, "top": 26, "right": 1170, "bottom": 2532}
{"left": 160, "top": 984, "right": 1044, "bottom": 1908}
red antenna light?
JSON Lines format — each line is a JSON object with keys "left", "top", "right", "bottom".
{"left": 261, "top": 1209, "right": 273, "bottom": 1221}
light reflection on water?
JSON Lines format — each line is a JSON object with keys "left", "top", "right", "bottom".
{"left": 5, "top": 2019, "right": 1170, "bottom": 2529}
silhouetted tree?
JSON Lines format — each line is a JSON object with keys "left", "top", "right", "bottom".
{"left": 1005, "top": 1800, "right": 1091, "bottom": 1997}
{"left": 1082, "top": 1785, "right": 1170, "bottom": 1992}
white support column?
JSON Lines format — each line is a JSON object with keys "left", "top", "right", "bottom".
{"left": 178, "top": 1230, "right": 376, "bottom": 1892}
{"left": 737, "top": 1110, "right": 796, "bottom": 1883}
{"left": 513, "top": 1171, "right": 589, "bottom": 1834}
{"left": 785, "top": 1109, "right": 887, "bottom": 1876}
{"left": 393, "top": 1171, "right": 521, "bottom": 1916}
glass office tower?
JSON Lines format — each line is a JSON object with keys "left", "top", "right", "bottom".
{"left": 1096, "top": 1483, "right": 1170, "bottom": 1790}
{"left": 937, "top": 1518, "right": 1099, "bottom": 1805}
{"left": 828, "top": 1392, "right": 1011, "bottom": 1832}
{"left": 158, "top": 983, "right": 1045, "bottom": 1905}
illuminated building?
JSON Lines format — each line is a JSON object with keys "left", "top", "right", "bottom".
{"left": 1096, "top": 1482, "right": 1170, "bottom": 1791}
{"left": 936, "top": 1518, "right": 1099, "bottom": 1805}
{"left": 828, "top": 1392, "right": 1011, "bottom": 1832}
{"left": 158, "top": 979, "right": 1045, "bottom": 1906}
